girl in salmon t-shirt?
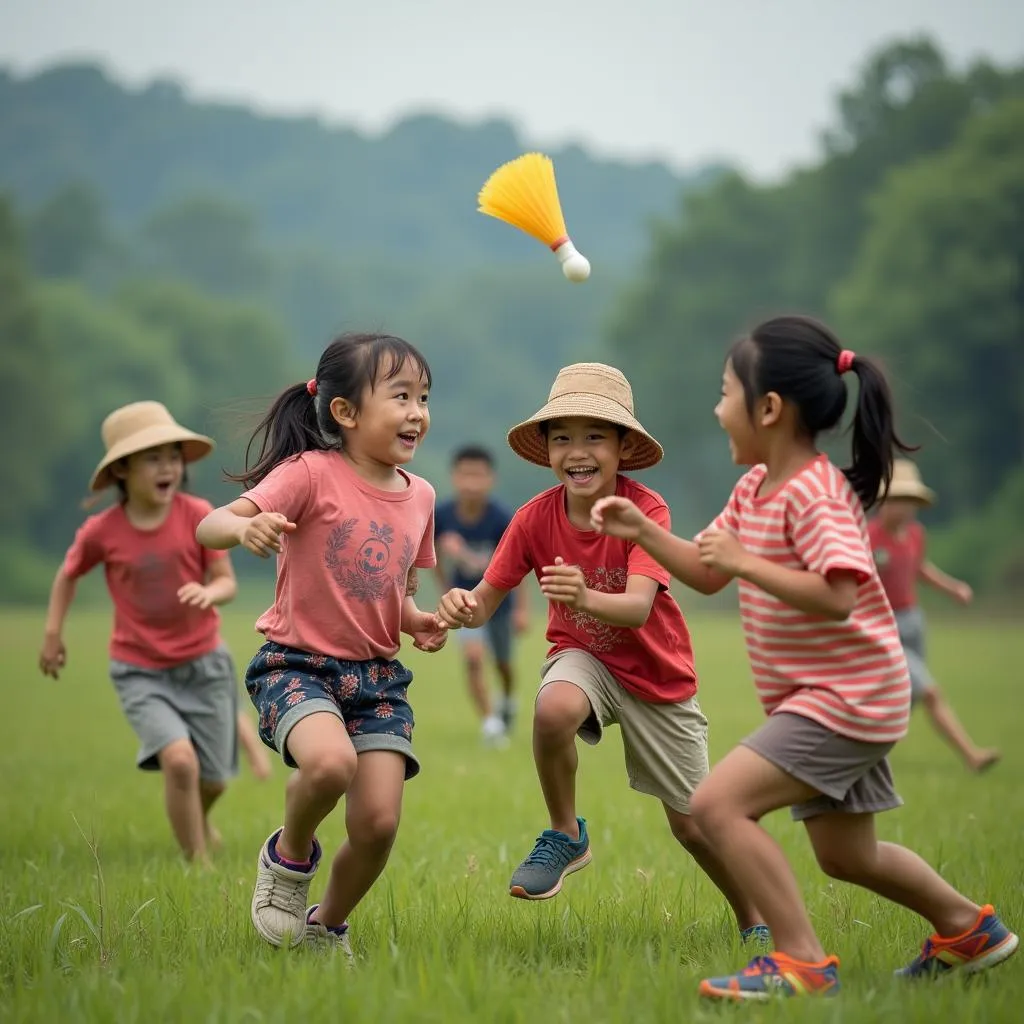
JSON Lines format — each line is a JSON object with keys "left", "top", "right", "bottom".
{"left": 198, "top": 333, "right": 447, "bottom": 961}
{"left": 593, "top": 316, "right": 1016, "bottom": 1000}
{"left": 39, "top": 402, "right": 269, "bottom": 867}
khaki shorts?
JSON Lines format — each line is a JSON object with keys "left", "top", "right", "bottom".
{"left": 539, "top": 649, "right": 709, "bottom": 814}
{"left": 742, "top": 712, "right": 903, "bottom": 822}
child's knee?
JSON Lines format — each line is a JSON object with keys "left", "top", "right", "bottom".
{"left": 533, "top": 685, "right": 588, "bottom": 740}
{"left": 348, "top": 807, "right": 401, "bottom": 851}
{"left": 201, "top": 779, "right": 227, "bottom": 801}
{"left": 160, "top": 741, "right": 200, "bottom": 788}
{"left": 814, "top": 844, "right": 875, "bottom": 884}
{"left": 302, "top": 748, "right": 358, "bottom": 799}
{"left": 666, "top": 808, "right": 705, "bottom": 850}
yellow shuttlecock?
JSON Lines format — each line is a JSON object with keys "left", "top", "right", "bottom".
{"left": 477, "top": 153, "right": 591, "bottom": 283}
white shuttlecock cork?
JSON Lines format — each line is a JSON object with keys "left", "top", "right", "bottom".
{"left": 553, "top": 239, "right": 591, "bottom": 282}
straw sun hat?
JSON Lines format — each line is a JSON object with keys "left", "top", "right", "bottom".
{"left": 89, "top": 401, "right": 214, "bottom": 491}
{"left": 507, "top": 362, "right": 663, "bottom": 471}
{"left": 883, "top": 459, "right": 936, "bottom": 506}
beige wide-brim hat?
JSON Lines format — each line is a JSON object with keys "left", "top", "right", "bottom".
{"left": 882, "top": 459, "right": 936, "bottom": 506}
{"left": 507, "top": 362, "right": 663, "bottom": 471}
{"left": 89, "top": 401, "right": 215, "bottom": 491}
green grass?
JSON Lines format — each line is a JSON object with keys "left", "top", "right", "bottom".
{"left": 2, "top": 604, "right": 1022, "bottom": 1022}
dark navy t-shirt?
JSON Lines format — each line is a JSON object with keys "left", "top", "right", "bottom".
{"left": 435, "top": 498, "right": 513, "bottom": 614}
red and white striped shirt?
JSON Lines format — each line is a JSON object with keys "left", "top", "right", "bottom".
{"left": 703, "top": 456, "right": 910, "bottom": 744}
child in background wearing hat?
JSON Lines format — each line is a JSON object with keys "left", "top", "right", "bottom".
{"left": 437, "top": 364, "right": 764, "bottom": 940}
{"left": 38, "top": 402, "right": 267, "bottom": 865}
{"left": 868, "top": 460, "right": 999, "bottom": 773}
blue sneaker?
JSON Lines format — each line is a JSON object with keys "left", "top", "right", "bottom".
{"left": 741, "top": 924, "right": 772, "bottom": 947}
{"left": 699, "top": 953, "right": 840, "bottom": 1001}
{"left": 509, "top": 817, "right": 591, "bottom": 900}
{"left": 896, "top": 904, "right": 1018, "bottom": 978}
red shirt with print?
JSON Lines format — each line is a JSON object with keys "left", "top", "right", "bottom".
{"left": 867, "top": 519, "right": 925, "bottom": 612}
{"left": 484, "top": 475, "right": 697, "bottom": 703}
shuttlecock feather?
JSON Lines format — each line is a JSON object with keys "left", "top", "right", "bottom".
{"left": 477, "top": 153, "right": 591, "bottom": 282}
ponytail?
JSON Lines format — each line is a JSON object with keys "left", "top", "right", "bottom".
{"left": 732, "top": 315, "right": 916, "bottom": 511}
{"left": 226, "top": 382, "right": 331, "bottom": 489}
{"left": 845, "top": 354, "right": 916, "bottom": 510}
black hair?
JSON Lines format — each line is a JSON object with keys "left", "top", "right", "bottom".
{"left": 451, "top": 445, "right": 495, "bottom": 468}
{"left": 230, "top": 332, "right": 431, "bottom": 489}
{"left": 728, "top": 315, "right": 915, "bottom": 509}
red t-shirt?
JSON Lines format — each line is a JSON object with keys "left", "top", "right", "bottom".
{"left": 867, "top": 519, "right": 925, "bottom": 612}
{"left": 62, "top": 493, "right": 227, "bottom": 669}
{"left": 484, "top": 475, "right": 697, "bottom": 704}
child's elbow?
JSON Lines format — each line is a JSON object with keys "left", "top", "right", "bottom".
{"left": 827, "top": 594, "right": 857, "bottom": 621}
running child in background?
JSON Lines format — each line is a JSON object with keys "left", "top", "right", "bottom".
{"left": 197, "top": 333, "right": 447, "bottom": 960}
{"left": 39, "top": 401, "right": 253, "bottom": 865}
{"left": 434, "top": 445, "right": 528, "bottom": 746}
{"left": 592, "top": 316, "right": 1017, "bottom": 1000}
{"left": 869, "top": 460, "right": 999, "bottom": 773}
{"left": 437, "top": 363, "right": 763, "bottom": 941}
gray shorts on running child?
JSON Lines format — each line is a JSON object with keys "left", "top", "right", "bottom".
{"left": 742, "top": 711, "right": 903, "bottom": 822}
{"left": 108, "top": 644, "right": 239, "bottom": 782}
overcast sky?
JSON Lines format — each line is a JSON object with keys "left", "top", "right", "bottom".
{"left": 2, "top": 1, "right": 1021, "bottom": 179}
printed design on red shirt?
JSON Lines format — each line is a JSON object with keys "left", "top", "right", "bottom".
{"left": 558, "top": 565, "right": 629, "bottom": 652}
{"left": 872, "top": 546, "right": 891, "bottom": 568}
{"left": 323, "top": 518, "right": 415, "bottom": 602}
{"left": 130, "top": 551, "right": 179, "bottom": 619}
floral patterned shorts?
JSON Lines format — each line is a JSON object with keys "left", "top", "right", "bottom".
{"left": 244, "top": 641, "right": 419, "bottom": 779}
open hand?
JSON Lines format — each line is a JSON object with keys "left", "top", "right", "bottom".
{"left": 178, "top": 581, "right": 214, "bottom": 609}
{"left": 590, "top": 496, "right": 648, "bottom": 540}
{"left": 540, "top": 557, "right": 589, "bottom": 610}
{"left": 240, "top": 512, "right": 296, "bottom": 558}
{"left": 697, "top": 530, "right": 747, "bottom": 576}
{"left": 953, "top": 581, "right": 973, "bottom": 605}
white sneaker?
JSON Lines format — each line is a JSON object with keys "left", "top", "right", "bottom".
{"left": 498, "top": 697, "right": 517, "bottom": 733}
{"left": 305, "top": 904, "right": 354, "bottom": 965}
{"left": 482, "top": 714, "right": 509, "bottom": 748}
{"left": 251, "top": 828, "right": 321, "bottom": 948}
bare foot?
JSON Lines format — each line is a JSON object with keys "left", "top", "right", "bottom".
{"left": 205, "top": 822, "right": 224, "bottom": 852}
{"left": 970, "top": 750, "right": 1001, "bottom": 773}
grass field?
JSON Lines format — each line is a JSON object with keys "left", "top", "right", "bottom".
{"left": 2, "top": 602, "right": 1022, "bottom": 1022}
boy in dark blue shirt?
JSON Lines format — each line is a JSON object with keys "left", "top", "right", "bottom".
{"left": 434, "top": 445, "right": 528, "bottom": 744}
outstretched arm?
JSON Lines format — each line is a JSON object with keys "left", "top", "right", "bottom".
{"left": 197, "top": 497, "right": 296, "bottom": 557}
{"left": 919, "top": 560, "right": 972, "bottom": 604}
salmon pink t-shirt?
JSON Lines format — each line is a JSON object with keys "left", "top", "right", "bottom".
{"left": 243, "top": 450, "right": 436, "bottom": 661}
{"left": 484, "top": 475, "right": 697, "bottom": 704}
{"left": 867, "top": 519, "right": 925, "bottom": 612}
{"left": 62, "top": 492, "right": 226, "bottom": 669}
{"left": 702, "top": 456, "right": 910, "bottom": 744}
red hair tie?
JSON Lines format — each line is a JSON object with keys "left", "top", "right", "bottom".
{"left": 306, "top": 378, "right": 318, "bottom": 396}
{"left": 836, "top": 349, "right": 856, "bottom": 374}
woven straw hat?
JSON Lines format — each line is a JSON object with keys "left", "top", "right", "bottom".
{"left": 507, "top": 363, "right": 663, "bottom": 470}
{"left": 89, "top": 402, "right": 214, "bottom": 491}
{"left": 883, "top": 459, "right": 936, "bottom": 506}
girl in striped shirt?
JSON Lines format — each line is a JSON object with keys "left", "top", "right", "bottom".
{"left": 591, "top": 315, "right": 1016, "bottom": 1001}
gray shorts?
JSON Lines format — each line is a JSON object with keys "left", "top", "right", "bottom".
{"left": 457, "top": 612, "right": 513, "bottom": 665}
{"left": 540, "top": 649, "right": 709, "bottom": 814}
{"left": 742, "top": 712, "right": 903, "bottom": 821}
{"left": 894, "top": 606, "right": 935, "bottom": 701}
{"left": 109, "top": 645, "right": 239, "bottom": 783}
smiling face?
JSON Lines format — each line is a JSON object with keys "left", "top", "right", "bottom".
{"left": 335, "top": 356, "right": 431, "bottom": 469}
{"left": 714, "top": 359, "right": 765, "bottom": 466}
{"left": 115, "top": 443, "right": 184, "bottom": 509}
{"left": 545, "top": 417, "right": 633, "bottom": 504}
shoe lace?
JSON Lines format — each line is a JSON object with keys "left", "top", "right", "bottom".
{"left": 742, "top": 956, "right": 780, "bottom": 977}
{"left": 254, "top": 870, "right": 308, "bottom": 918}
{"left": 524, "top": 832, "right": 572, "bottom": 869}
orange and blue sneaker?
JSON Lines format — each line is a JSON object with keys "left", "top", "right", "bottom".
{"left": 699, "top": 953, "right": 840, "bottom": 1001}
{"left": 896, "top": 905, "right": 1018, "bottom": 979}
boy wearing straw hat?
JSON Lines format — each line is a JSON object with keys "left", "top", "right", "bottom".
{"left": 869, "top": 459, "right": 999, "bottom": 773}
{"left": 38, "top": 402, "right": 267, "bottom": 864}
{"left": 437, "top": 364, "right": 763, "bottom": 937}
